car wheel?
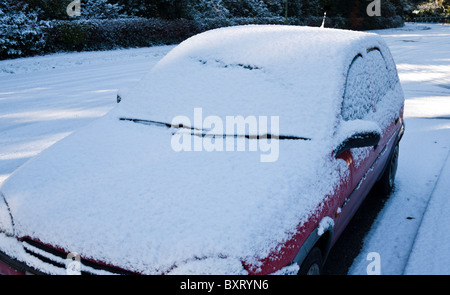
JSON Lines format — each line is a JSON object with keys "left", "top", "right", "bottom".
{"left": 298, "top": 247, "right": 323, "bottom": 275}
{"left": 377, "top": 143, "right": 399, "bottom": 195}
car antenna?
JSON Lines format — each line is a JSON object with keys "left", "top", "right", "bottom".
{"left": 320, "top": 11, "right": 327, "bottom": 28}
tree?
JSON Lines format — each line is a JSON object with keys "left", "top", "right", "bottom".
{"left": 220, "top": 0, "right": 270, "bottom": 17}
{"left": 0, "top": 0, "right": 46, "bottom": 58}
{"left": 79, "top": 0, "right": 124, "bottom": 19}
{"left": 283, "top": 0, "right": 303, "bottom": 18}
{"left": 110, "top": 0, "right": 158, "bottom": 18}
{"left": 25, "top": 0, "right": 71, "bottom": 20}
{"left": 189, "top": 0, "right": 230, "bottom": 19}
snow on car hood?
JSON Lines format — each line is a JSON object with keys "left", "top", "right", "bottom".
{"left": 0, "top": 111, "right": 346, "bottom": 274}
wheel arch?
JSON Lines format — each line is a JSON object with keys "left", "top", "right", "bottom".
{"left": 292, "top": 218, "right": 334, "bottom": 269}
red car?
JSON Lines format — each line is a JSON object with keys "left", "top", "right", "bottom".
{"left": 0, "top": 25, "right": 404, "bottom": 275}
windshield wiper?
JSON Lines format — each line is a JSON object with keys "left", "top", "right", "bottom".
{"left": 119, "top": 117, "right": 311, "bottom": 141}
{"left": 120, "top": 117, "right": 201, "bottom": 130}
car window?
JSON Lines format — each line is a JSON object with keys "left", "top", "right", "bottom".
{"left": 366, "top": 49, "right": 393, "bottom": 104}
{"left": 341, "top": 55, "right": 372, "bottom": 121}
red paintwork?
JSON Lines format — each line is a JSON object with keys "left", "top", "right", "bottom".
{"left": 245, "top": 113, "right": 404, "bottom": 275}
{"left": 0, "top": 260, "right": 24, "bottom": 275}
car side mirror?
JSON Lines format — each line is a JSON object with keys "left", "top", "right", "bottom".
{"left": 334, "top": 120, "right": 381, "bottom": 158}
{"left": 117, "top": 88, "right": 129, "bottom": 104}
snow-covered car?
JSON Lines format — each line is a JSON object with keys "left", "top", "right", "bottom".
{"left": 0, "top": 25, "right": 404, "bottom": 275}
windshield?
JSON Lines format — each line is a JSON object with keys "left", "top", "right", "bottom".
{"left": 114, "top": 26, "right": 371, "bottom": 141}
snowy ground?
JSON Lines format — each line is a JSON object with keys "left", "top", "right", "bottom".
{"left": 0, "top": 23, "right": 449, "bottom": 275}
{"left": 349, "top": 23, "right": 450, "bottom": 275}
{"left": 0, "top": 46, "right": 174, "bottom": 186}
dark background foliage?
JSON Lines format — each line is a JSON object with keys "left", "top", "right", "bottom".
{"left": 1, "top": 0, "right": 445, "bottom": 60}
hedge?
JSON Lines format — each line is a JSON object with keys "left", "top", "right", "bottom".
{"left": 44, "top": 18, "right": 199, "bottom": 52}
{"left": 1, "top": 16, "right": 404, "bottom": 60}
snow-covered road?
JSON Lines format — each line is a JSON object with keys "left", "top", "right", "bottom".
{"left": 0, "top": 23, "right": 449, "bottom": 275}
{"left": 0, "top": 46, "right": 174, "bottom": 186}
{"left": 349, "top": 23, "right": 450, "bottom": 275}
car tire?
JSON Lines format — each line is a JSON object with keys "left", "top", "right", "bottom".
{"left": 376, "top": 143, "right": 399, "bottom": 195}
{"left": 298, "top": 247, "right": 323, "bottom": 275}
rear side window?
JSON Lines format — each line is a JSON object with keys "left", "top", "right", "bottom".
{"left": 366, "top": 49, "right": 393, "bottom": 104}
{"left": 341, "top": 55, "right": 372, "bottom": 121}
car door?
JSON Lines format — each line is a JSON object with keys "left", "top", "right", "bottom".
{"left": 334, "top": 46, "right": 403, "bottom": 241}
{"left": 333, "top": 52, "right": 381, "bottom": 239}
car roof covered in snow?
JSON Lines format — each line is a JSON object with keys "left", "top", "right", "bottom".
{"left": 155, "top": 24, "right": 381, "bottom": 71}
{"left": 117, "top": 25, "right": 391, "bottom": 140}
